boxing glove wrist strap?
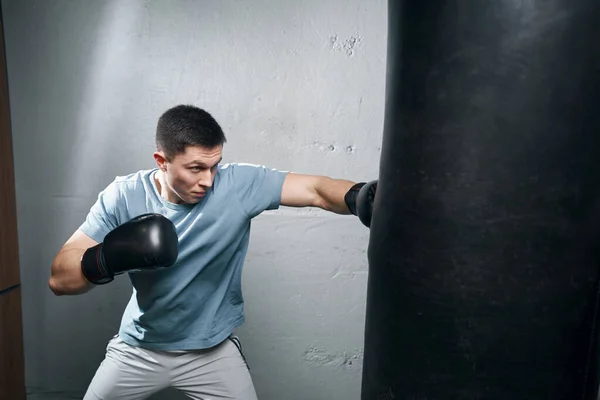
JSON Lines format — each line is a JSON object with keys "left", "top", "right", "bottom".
{"left": 344, "top": 182, "right": 366, "bottom": 216}
{"left": 81, "top": 243, "right": 114, "bottom": 285}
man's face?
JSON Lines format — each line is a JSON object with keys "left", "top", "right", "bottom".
{"left": 155, "top": 145, "right": 222, "bottom": 205}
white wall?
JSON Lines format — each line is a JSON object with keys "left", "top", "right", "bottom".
{"left": 1, "top": 1, "right": 387, "bottom": 398}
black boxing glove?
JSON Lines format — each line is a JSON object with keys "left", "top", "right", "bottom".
{"left": 344, "top": 180, "right": 378, "bottom": 227}
{"left": 81, "top": 213, "right": 179, "bottom": 285}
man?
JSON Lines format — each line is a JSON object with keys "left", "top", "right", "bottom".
{"left": 49, "top": 104, "right": 376, "bottom": 400}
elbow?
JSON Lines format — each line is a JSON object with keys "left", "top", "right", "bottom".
{"left": 313, "top": 182, "right": 330, "bottom": 210}
{"left": 314, "top": 195, "right": 334, "bottom": 212}
{"left": 314, "top": 193, "right": 340, "bottom": 213}
{"left": 48, "top": 262, "right": 73, "bottom": 296}
{"left": 48, "top": 275, "right": 66, "bottom": 296}
{"left": 313, "top": 177, "right": 348, "bottom": 213}
{"left": 49, "top": 260, "right": 64, "bottom": 295}
{"left": 48, "top": 265, "right": 92, "bottom": 296}
{"left": 48, "top": 279, "right": 63, "bottom": 296}
{"left": 48, "top": 247, "right": 92, "bottom": 296}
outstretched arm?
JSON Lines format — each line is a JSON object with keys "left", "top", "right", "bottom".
{"left": 280, "top": 172, "right": 378, "bottom": 226}
{"left": 280, "top": 173, "right": 355, "bottom": 214}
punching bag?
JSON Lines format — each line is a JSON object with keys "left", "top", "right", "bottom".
{"left": 362, "top": 1, "right": 600, "bottom": 399}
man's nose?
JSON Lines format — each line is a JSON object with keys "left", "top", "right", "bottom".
{"left": 198, "top": 170, "right": 213, "bottom": 188}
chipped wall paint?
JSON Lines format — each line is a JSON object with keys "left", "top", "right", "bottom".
{"left": 303, "top": 346, "right": 364, "bottom": 369}
{"left": 2, "top": 1, "right": 388, "bottom": 399}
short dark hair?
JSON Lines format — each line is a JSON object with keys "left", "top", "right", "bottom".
{"left": 155, "top": 105, "right": 227, "bottom": 161}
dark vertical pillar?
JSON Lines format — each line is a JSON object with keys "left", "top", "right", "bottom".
{"left": 0, "top": 289, "right": 25, "bottom": 400}
{"left": 362, "top": 1, "right": 600, "bottom": 399}
{"left": 0, "top": 4, "right": 25, "bottom": 400}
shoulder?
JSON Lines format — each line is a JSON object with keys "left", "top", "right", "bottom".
{"left": 100, "top": 169, "right": 157, "bottom": 200}
{"left": 107, "top": 169, "right": 156, "bottom": 190}
{"left": 112, "top": 168, "right": 155, "bottom": 186}
{"left": 218, "top": 162, "right": 287, "bottom": 177}
{"left": 218, "top": 162, "right": 268, "bottom": 171}
{"left": 217, "top": 163, "right": 288, "bottom": 187}
{"left": 216, "top": 163, "right": 288, "bottom": 215}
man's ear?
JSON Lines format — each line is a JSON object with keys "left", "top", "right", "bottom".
{"left": 153, "top": 151, "right": 168, "bottom": 172}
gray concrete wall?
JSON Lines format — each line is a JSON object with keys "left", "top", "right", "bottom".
{"left": 1, "top": 1, "right": 387, "bottom": 399}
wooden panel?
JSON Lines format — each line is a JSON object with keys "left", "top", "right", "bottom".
{"left": 0, "top": 0, "right": 20, "bottom": 291}
{"left": 0, "top": 4, "right": 25, "bottom": 399}
{"left": 0, "top": 287, "right": 25, "bottom": 400}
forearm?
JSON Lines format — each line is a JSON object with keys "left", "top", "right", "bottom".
{"left": 49, "top": 248, "right": 94, "bottom": 296}
{"left": 315, "top": 177, "right": 356, "bottom": 214}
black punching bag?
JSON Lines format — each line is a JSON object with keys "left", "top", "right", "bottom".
{"left": 362, "top": 1, "right": 600, "bottom": 399}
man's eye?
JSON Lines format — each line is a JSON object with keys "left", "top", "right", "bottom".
{"left": 190, "top": 167, "right": 201, "bottom": 172}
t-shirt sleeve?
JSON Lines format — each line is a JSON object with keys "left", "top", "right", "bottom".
{"left": 230, "top": 163, "right": 289, "bottom": 218}
{"left": 79, "top": 179, "right": 122, "bottom": 243}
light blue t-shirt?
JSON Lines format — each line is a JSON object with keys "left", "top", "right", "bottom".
{"left": 79, "top": 163, "right": 288, "bottom": 351}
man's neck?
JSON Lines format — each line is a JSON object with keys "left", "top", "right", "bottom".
{"left": 154, "top": 170, "right": 171, "bottom": 202}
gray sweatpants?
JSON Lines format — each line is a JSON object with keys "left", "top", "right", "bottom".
{"left": 83, "top": 335, "right": 258, "bottom": 400}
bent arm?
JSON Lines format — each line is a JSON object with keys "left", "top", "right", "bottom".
{"left": 280, "top": 173, "right": 355, "bottom": 214}
{"left": 49, "top": 229, "right": 98, "bottom": 296}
